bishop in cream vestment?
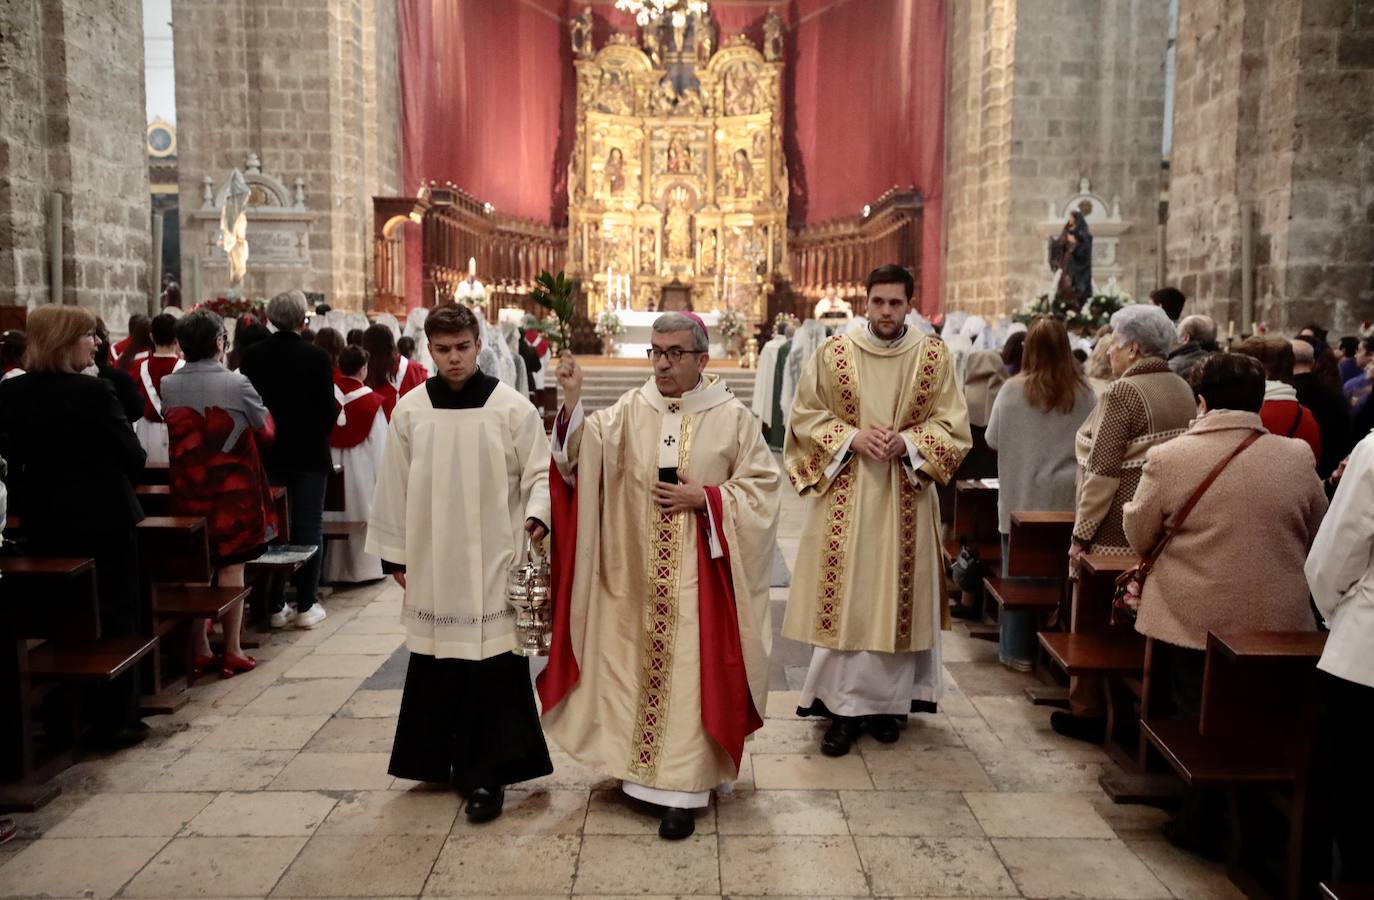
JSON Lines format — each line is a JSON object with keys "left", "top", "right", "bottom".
{"left": 541, "top": 373, "right": 781, "bottom": 810}
{"left": 783, "top": 325, "right": 971, "bottom": 722}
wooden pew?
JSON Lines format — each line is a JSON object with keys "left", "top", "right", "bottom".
{"left": 140, "top": 461, "right": 169, "bottom": 485}
{"left": 982, "top": 511, "right": 1075, "bottom": 621}
{"left": 1141, "top": 631, "right": 1327, "bottom": 900}
{"left": 1037, "top": 553, "right": 1146, "bottom": 769}
{"left": 0, "top": 556, "right": 157, "bottom": 810}
{"left": 945, "top": 479, "right": 1001, "bottom": 568}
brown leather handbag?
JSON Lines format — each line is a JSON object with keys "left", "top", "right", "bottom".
{"left": 1111, "top": 431, "right": 1262, "bottom": 623}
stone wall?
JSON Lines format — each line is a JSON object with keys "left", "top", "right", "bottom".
{"left": 942, "top": 0, "right": 1169, "bottom": 318}
{"left": 173, "top": 0, "right": 402, "bottom": 310}
{"left": 1165, "top": 0, "right": 1373, "bottom": 333}
{"left": 0, "top": 0, "right": 152, "bottom": 322}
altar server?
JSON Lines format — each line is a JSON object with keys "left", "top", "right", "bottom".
{"left": 783, "top": 264, "right": 971, "bottom": 756}
{"left": 366, "top": 303, "right": 552, "bottom": 824}
{"left": 131, "top": 313, "right": 184, "bottom": 465}
{"left": 751, "top": 321, "right": 792, "bottom": 450}
{"left": 324, "top": 346, "right": 386, "bottom": 583}
{"left": 543, "top": 312, "right": 781, "bottom": 840}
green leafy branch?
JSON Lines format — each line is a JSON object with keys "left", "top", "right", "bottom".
{"left": 530, "top": 270, "right": 578, "bottom": 350}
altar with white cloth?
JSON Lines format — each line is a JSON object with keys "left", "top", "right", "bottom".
{"left": 614, "top": 310, "right": 724, "bottom": 359}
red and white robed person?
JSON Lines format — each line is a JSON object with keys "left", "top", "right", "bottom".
{"left": 131, "top": 313, "right": 184, "bottom": 464}
{"left": 325, "top": 345, "right": 387, "bottom": 582}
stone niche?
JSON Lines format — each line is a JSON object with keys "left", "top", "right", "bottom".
{"left": 1039, "top": 178, "right": 1130, "bottom": 296}
{"left": 182, "top": 153, "right": 317, "bottom": 305}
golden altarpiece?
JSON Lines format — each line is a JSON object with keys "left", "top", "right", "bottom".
{"left": 566, "top": 8, "right": 789, "bottom": 320}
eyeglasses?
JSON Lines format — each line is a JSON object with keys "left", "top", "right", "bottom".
{"left": 646, "top": 348, "right": 702, "bottom": 363}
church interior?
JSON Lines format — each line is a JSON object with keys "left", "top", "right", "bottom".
{"left": 0, "top": 0, "right": 1372, "bottom": 898}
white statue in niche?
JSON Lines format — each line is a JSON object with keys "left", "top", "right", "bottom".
{"left": 218, "top": 169, "right": 251, "bottom": 294}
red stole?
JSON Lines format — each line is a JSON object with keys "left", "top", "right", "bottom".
{"left": 331, "top": 374, "right": 384, "bottom": 449}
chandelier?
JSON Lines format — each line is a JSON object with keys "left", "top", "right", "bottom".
{"left": 615, "top": 0, "right": 708, "bottom": 27}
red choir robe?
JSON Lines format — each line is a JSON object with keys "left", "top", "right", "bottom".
{"left": 325, "top": 372, "right": 387, "bottom": 582}
{"left": 373, "top": 355, "right": 427, "bottom": 419}
{"left": 131, "top": 354, "right": 185, "bottom": 465}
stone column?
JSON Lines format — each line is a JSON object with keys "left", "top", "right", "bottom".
{"left": 1168, "top": 0, "right": 1374, "bottom": 332}
{"left": 942, "top": 0, "right": 1170, "bottom": 317}
{"left": 0, "top": 0, "right": 152, "bottom": 321}
{"left": 173, "top": 0, "right": 402, "bottom": 310}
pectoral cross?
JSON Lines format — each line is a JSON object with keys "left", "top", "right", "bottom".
{"left": 663, "top": 435, "right": 677, "bottom": 448}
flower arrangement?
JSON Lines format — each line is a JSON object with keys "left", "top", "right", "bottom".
{"left": 719, "top": 308, "right": 747, "bottom": 340}
{"left": 194, "top": 296, "right": 265, "bottom": 320}
{"left": 594, "top": 309, "right": 625, "bottom": 338}
{"left": 1012, "top": 291, "right": 1135, "bottom": 336}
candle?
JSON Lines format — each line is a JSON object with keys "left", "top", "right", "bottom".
{"left": 1228, "top": 320, "right": 1235, "bottom": 340}
{"left": 468, "top": 257, "right": 476, "bottom": 277}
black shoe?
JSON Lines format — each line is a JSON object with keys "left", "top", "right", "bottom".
{"left": 910, "top": 700, "right": 938, "bottom": 715}
{"left": 464, "top": 785, "right": 505, "bottom": 823}
{"left": 865, "top": 715, "right": 901, "bottom": 743}
{"left": 1050, "top": 711, "right": 1106, "bottom": 745}
{"left": 658, "top": 806, "right": 695, "bottom": 840}
{"left": 950, "top": 603, "right": 981, "bottom": 620}
{"left": 821, "top": 718, "right": 861, "bottom": 757}
{"left": 1163, "top": 819, "right": 1225, "bottom": 862}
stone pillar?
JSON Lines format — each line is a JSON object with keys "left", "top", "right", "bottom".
{"left": 1168, "top": 0, "right": 1374, "bottom": 332}
{"left": 173, "top": 0, "right": 402, "bottom": 310}
{"left": 0, "top": 0, "right": 152, "bottom": 321}
{"left": 942, "top": 0, "right": 1170, "bottom": 316}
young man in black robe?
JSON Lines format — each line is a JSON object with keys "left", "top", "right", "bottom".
{"left": 366, "top": 303, "right": 552, "bottom": 823}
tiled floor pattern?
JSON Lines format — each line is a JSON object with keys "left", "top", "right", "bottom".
{"left": 0, "top": 486, "right": 1242, "bottom": 899}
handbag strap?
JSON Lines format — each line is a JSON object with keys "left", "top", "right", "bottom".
{"left": 1139, "top": 431, "right": 1262, "bottom": 573}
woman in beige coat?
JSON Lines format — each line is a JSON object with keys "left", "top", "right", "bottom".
{"left": 1125, "top": 352, "right": 1326, "bottom": 679}
{"left": 1123, "top": 352, "right": 1325, "bottom": 856}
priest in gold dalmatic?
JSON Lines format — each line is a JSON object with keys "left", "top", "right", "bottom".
{"left": 541, "top": 312, "right": 781, "bottom": 841}
{"left": 783, "top": 264, "right": 971, "bottom": 757}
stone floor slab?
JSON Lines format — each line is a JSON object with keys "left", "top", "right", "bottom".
{"left": 150, "top": 750, "right": 294, "bottom": 792}
{"left": 303, "top": 714, "right": 399, "bottom": 753}
{"left": 719, "top": 834, "right": 868, "bottom": 896}
{"left": 122, "top": 835, "right": 307, "bottom": 897}
{"left": 862, "top": 746, "right": 995, "bottom": 792}
{"left": 992, "top": 837, "right": 1172, "bottom": 899}
{"left": 273, "top": 833, "right": 444, "bottom": 897}
{"left": 964, "top": 791, "right": 1116, "bottom": 838}
{"left": 425, "top": 834, "right": 580, "bottom": 896}
{"left": 448, "top": 788, "right": 588, "bottom": 836}
{"left": 320, "top": 788, "right": 461, "bottom": 835}
{"left": 182, "top": 790, "right": 338, "bottom": 836}
{"left": 715, "top": 788, "right": 847, "bottom": 835}
{"left": 201, "top": 714, "right": 332, "bottom": 751}
{"left": 314, "top": 632, "right": 406, "bottom": 655}
{"left": 283, "top": 653, "right": 390, "bottom": 679}
{"left": 268, "top": 751, "right": 395, "bottom": 790}
{"left": 1128, "top": 838, "right": 1248, "bottom": 900}
{"left": 855, "top": 835, "right": 1018, "bottom": 897}
{"left": 840, "top": 790, "right": 985, "bottom": 837}
{"left": 752, "top": 753, "right": 874, "bottom": 790}
{"left": 0, "top": 836, "right": 168, "bottom": 898}
{"left": 239, "top": 678, "right": 365, "bottom": 716}
{"left": 46, "top": 792, "right": 215, "bottom": 838}
{"left": 572, "top": 834, "right": 719, "bottom": 895}
{"left": 338, "top": 688, "right": 404, "bottom": 718}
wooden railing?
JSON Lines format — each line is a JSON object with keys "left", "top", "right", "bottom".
{"left": 371, "top": 186, "right": 567, "bottom": 319}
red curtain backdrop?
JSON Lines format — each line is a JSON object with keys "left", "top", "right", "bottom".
{"left": 399, "top": 0, "right": 946, "bottom": 311}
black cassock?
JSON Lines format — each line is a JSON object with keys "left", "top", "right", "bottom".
{"left": 384, "top": 372, "right": 554, "bottom": 791}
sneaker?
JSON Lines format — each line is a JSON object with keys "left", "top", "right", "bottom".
{"left": 269, "top": 606, "right": 297, "bottom": 629}
{"left": 295, "top": 605, "right": 327, "bottom": 629}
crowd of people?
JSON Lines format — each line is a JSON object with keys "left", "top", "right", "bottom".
{"left": 0, "top": 275, "right": 1369, "bottom": 883}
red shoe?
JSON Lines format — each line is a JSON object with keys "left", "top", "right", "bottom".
{"left": 220, "top": 654, "right": 257, "bottom": 679}
{"left": 192, "top": 654, "right": 219, "bottom": 679}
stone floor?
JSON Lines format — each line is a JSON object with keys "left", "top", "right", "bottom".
{"left": 0, "top": 484, "right": 1244, "bottom": 900}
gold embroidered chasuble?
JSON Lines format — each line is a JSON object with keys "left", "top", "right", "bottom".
{"left": 543, "top": 375, "right": 781, "bottom": 792}
{"left": 782, "top": 330, "right": 971, "bottom": 653}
